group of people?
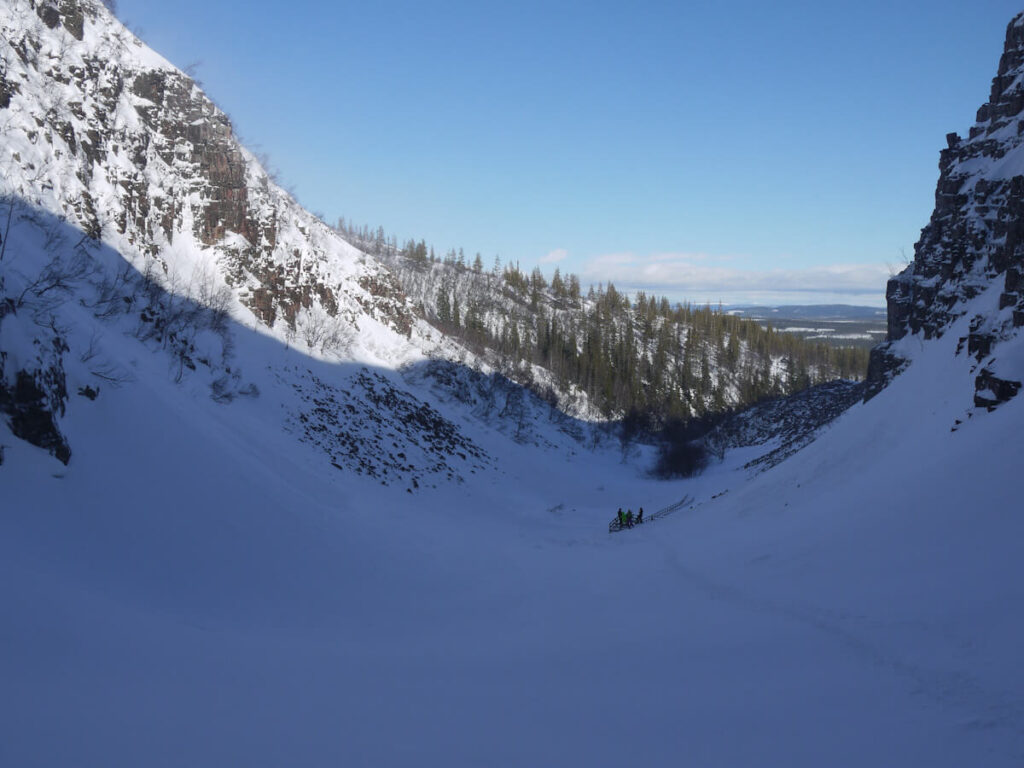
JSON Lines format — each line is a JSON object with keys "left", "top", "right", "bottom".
{"left": 616, "top": 507, "right": 644, "bottom": 528}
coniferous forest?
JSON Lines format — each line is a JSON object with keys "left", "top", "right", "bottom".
{"left": 334, "top": 219, "right": 869, "bottom": 428}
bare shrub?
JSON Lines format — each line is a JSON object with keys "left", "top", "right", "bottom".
{"left": 296, "top": 305, "right": 352, "bottom": 355}
{"left": 17, "top": 246, "right": 93, "bottom": 312}
{"left": 83, "top": 263, "right": 134, "bottom": 318}
{"left": 190, "top": 261, "right": 232, "bottom": 333}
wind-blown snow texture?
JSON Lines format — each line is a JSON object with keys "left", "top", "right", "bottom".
{"left": 2, "top": 2, "right": 1024, "bottom": 766}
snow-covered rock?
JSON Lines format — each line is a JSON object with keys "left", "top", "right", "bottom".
{"left": 872, "top": 12, "right": 1024, "bottom": 408}
{"left": 0, "top": 0, "right": 421, "bottom": 350}
{"left": 0, "top": 0, "right": 537, "bottom": 469}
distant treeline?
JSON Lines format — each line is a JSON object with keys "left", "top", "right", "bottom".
{"left": 334, "top": 218, "right": 870, "bottom": 427}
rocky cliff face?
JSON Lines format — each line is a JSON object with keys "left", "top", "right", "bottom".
{"left": 1, "top": 0, "right": 453, "bottom": 462}
{"left": 0, "top": 0, "right": 415, "bottom": 343}
{"left": 0, "top": 0, "right": 598, "bottom": 472}
{"left": 869, "top": 12, "right": 1024, "bottom": 408}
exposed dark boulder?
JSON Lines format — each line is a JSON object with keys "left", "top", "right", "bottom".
{"left": 863, "top": 346, "right": 906, "bottom": 402}
{"left": 0, "top": 308, "right": 73, "bottom": 465}
{"left": 77, "top": 385, "right": 99, "bottom": 400}
{"left": 0, "top": 69, "right": 19, "bottom": 110}
{"left": 974, "top": 369, "right": 1022, "bottom": 410}
{"left": 967, "top": 331, "right": 996, "bottom": 361}
{"left": 131, "top": 71, "right": 165, "bottom": 104}
{"left": 36, "top": 3, "right": 61, "bottom": 29}
{"left": 1006, "top": 266, "right": 1023, "bottom": 292}
{"left": 3, "top": 370, "right": 71, "bottom": 464}
{"left": 57, "top": 0, "right": 85, "bottom": 40}
{"left": 34, "top": 0, "right": 84, "bottom": 40}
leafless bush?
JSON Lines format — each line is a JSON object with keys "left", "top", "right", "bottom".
{"left": 138, "top": 259, "right": 164, "bottom": 304}
{"left": 76, "top": 331, "right": 130, "bottom": 386}
{"left": 253, "top": 149, "right": 281, "bottom": 185}
{"left": 0, "top": 194, "right": 24, "bottom": 265}
{"left": 296, "top": 305, "right": 352, "bottom": 355}
{"left": 17, "top": 246, "right": 92, "bottom": 311}
{"left": 83, "top": 263, "right": 134, "bottom": 318}
{"left": 134, "top": 263, "right": 200, "bottom": 351}
{"left": 79, "top": 329, "right": 102, "bottom": 363}
{"left": 88, "top": 360, "right": 132, "bottom": 386}
{"left": 189, "top": 262, "right": 232, "bottom": 333}
{"left": 127, "top": 260, "right": 241, "bottom": 386}
{"left": 182, "top": 60, "right": 203, "bottom": 87}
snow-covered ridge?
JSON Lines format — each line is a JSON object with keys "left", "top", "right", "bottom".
{"left": 0, "top": 0, "right": 620, "bottom": 473}
{"left": 0, "top": 0, "right": 430, "bottom": 362}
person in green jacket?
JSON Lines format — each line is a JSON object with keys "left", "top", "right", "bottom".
{"left": 626, "top": 509, "right": 634, "bottom": 528}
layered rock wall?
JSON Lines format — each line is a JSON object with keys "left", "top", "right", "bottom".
{"left": 869, "top": 13, "right": 1024, "bottom": 407}
{"left": 0, "top": 0, "right": 416, "bottom": 340}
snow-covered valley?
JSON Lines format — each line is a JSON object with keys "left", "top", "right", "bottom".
{"left": 2, "top": 1, "right": 1024, "bottom": 765}
{"left": 3, "top": 301, "right": 1022, "bottom": 766}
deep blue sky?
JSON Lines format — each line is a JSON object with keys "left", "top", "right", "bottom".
{"left": 117, "top": 1, "right": 1024, "bottom": 305}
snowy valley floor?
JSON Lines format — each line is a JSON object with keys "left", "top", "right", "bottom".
{"left": 2, "top": 321, "right": 1023, "bottom": 767}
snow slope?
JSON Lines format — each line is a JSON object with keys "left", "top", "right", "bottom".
{"left": 0, "top": 0, "right": 453, "bottom": 371}
{"left": 3, "top": 286, "right": 1023, "bottom": 767}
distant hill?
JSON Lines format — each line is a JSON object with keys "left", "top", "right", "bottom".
{"left": 725, "top": 305, "right": 888, "bottom": 349}
{"left": 726, "top": 305, "right": 886, "bottom": 321}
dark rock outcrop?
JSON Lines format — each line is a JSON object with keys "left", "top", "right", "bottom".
{"left": 2, "top": 369, "right": 71, "bottom": 464}
{"left": 863, "top": 345, "right": 906, "bottom": 401}
{"left": 869, "top": 12, "right": 1024, "bottom": 405}
{"left": 974, "top": 368, "right": 1022, "bottom": 410}
{"left": 2, "top": 0, "right": 417, "bottom": 344}
{"left": 280, "top": 366, "right": 491, "bottom": 488}
{"left": 34, "top": 0, "right": 84, "bottom": 40}
{"left": 0, "top": 321, "right": 72, "bottom": 465}
{"left": 705, "top": 379, "right": 866, "bottom": 471}
{"left": 0, "top": 69, "right": 18, "bottom": 110}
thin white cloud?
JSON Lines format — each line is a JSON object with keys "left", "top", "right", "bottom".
{"left": 539, "top": 248, "right": 569, "bottom": 264}
{"left": 580, "top": 252, "right": 891, "bottom": 301}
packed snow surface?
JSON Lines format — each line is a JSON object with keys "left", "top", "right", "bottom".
{"left": 2, "top": 305, "right": 1022, "bottom": 767}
